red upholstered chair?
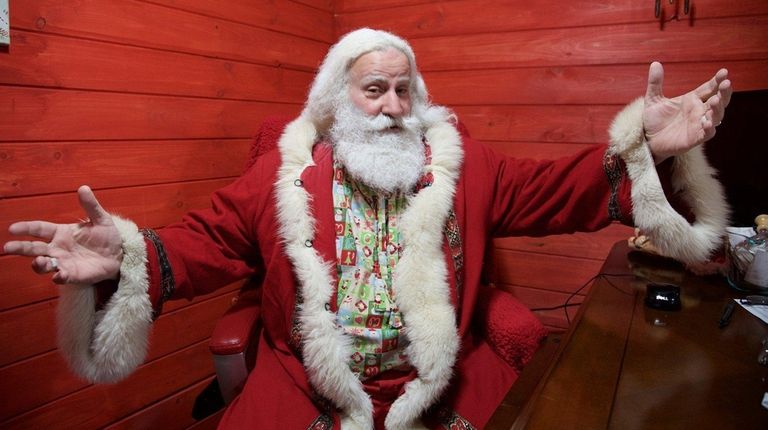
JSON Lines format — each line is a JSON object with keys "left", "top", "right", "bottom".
{"left": 208, "top": 117, "right": 548, "bottom": 404}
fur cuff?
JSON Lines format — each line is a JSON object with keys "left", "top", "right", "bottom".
{"left": 57, "top": 215, "right": 153, "bottom": 383}
{"left": 608, "top": 98, "right": 730, "bottom": 265}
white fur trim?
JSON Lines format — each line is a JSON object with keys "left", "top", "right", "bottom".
{"left": 274, "top": 117, "right": 464, "bottom": 429}
{"left": 385, "top": 121, "right": 463, "bottom": 429}
{"left": 275, "top": 116, "right": 373, "bottom": 429}
{"left": 56, "top": 216, "right": 153, "bottom": 383}
{"left": 608, "top": 98, "right": 729, "bottom": 265}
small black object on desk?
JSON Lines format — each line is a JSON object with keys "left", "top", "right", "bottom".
{"left": 718, "top": 301, "right": 736, "bottom": 329}
{"left": 645, "top": 282, "right": 682, "bottom": 311}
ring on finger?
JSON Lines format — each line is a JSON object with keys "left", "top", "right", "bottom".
{"left": 50, "top": 257, "right": 59, "bottom": 271}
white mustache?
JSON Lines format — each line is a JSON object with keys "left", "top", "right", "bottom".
{"left": 362, "top": 113, "right": 420, "bottom": 133}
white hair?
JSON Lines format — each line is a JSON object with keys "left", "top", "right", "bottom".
{"left": 302, "top": 28, "right": 452, "bottom": 132}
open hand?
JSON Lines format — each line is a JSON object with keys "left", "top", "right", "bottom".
{"left": 642, "top": 62, "right": 732, "bottom": 162}
{"left": 4, "top": 186, "right": 123, "bottom": 285}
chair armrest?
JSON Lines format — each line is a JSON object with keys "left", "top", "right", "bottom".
{"left": 210, "top": 288, "right": 261, "bottom": 403}
{"left": 209, "top": 296, "right": 261, "bottom": 355}
{"left": 477, "top": 287, "right": 548, "bottom": 373}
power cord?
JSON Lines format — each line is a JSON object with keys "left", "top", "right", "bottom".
{"left": 530, "top": 273, "right": 636, "bottom": 325}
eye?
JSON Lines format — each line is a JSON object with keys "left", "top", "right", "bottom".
{"left": 365, "top": 86, "right": 383, "bottom": 96}
{"left": 396, "top": 87, "right": 409, "bottom": 96}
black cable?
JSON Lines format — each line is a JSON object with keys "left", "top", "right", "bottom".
{"left": 530, "top": 302, "right": 583, "bottom": 312}
{"left": 528, "top": 272, "right": 636, "bottom": 326}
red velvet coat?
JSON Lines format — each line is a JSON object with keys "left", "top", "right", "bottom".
{"left": 141, "top": 119, "right": 632, "bottom": 429}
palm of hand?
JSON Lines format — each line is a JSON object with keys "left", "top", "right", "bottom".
{"left": 643, "top": 92, "right": 706, "bottom": 161}
{"left": 50, "top": 221, "right": 123, "bottom": 285}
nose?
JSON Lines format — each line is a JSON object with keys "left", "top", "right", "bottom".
{"left": 380, "top": 89, "right": 404, "bottom": 117}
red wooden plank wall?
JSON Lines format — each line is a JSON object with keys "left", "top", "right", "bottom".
{"left": 2, "top": 1, "right": 768, "bottom": 427}
{"left": 335, "top": 0, "right": 768, "bottom": 331}
{"left": 0, "top": 1, "right": 332, "bottom": 428}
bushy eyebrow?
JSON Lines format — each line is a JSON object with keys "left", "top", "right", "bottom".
{"left": 360, "top": 75, "right": 410, "bottom": 87}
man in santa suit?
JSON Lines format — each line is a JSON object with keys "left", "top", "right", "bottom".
{"left": 4, "top": 28, "right": 731, "bottom": 429}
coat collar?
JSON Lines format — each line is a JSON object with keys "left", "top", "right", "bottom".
{"left": 273, "top": 116, "right": 464, "bottom": 429}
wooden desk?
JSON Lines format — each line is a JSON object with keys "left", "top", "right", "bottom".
{"left": 489, "top": 242, "right": 768, "bottom": 429}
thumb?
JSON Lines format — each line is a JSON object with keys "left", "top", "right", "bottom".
{"left": 78, "top": 185, "right": 111, "bottom": 225}
{"left": 645, "top": 61, "right": 665, "bottom": 100}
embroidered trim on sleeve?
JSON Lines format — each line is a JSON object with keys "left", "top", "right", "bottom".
{"left": 602, "top": 152, "right": 623, "bottom": 221}
{"left": 435, "top": 405, "right": 477, "bottom": 430}
{"left": 140, "top": 228, "right": 175, "bottom": 318}
{"left": 444, "top": 209, "right": 464, "bottom": 301}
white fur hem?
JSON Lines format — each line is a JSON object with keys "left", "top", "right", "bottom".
{"left": 57, "top": 216, "right": 153, "bottom": 383}
{"left": 608, "top": 98, "right": 729, "bottom": 265}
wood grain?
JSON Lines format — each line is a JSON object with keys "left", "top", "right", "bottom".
{"left": 454, "top": 105, "right": 616, "bottom": 144}
{"left": 0, "top": 288, "right": 237, "bottom": 372}
{"left": 491, "top": 248, "right": 604, "bottom": 292}
{"left": 0, "top": 289, "right": 240, "bottom": 421}
{"left": 0, "top": 87, "right": 301, "bottom": 142}
{"left": 0, "top": 30, "right": 314, "bottom": 102}
{"left": 10, "top": 1, "right": 328, "bottom": 71}
{"left": 146, "top": 0, "right": 334, "bottom": 43}
{"left": 0, "top": 139, "right": 252, "bottom": 198}
{"left": 0, "top": 179, "right": 235, "bottom": 247}
{"left": 409, "top": 16, "right": 768, "bottom": 71}
{"left": 105, "top": 376, "right": 217, "bottom": 430}
{"left": 1, "top": 341, "right": 214, "bottom": 429}
{"left": 337, "top": 0, "right": 768, "bottom": 37}
{"left": 425, "top": 60, "right": 768, "bottom": 106}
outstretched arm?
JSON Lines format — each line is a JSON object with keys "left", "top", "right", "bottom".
{"left": 643, "top": 61, "right": 732, "bottom": 162}
{"left": 607, "top": 62, "right": 732, "bottom": 265}
{"left": 4, "top": 186, "right": 123, "bottom": 285}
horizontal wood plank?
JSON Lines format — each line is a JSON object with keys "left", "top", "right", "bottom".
{"left": 0, "top": 87, "right": 301, "bottom": 142}
{"left": 0, "top": 139, "right": 252, "bottom": 198}
{"left": 490, "top": 248, "right": 604, "bottom": 293}
{"left": 425, "top": 59, "right": 768, "bottom": 106}
{"left": 0, "top": 300, "right": 56, "bottom": 367}
{"left": 146, "top": 0, "right": 334, "bottom": 43}
{"left": 337, "top": 0, "right": 768, "bottom": 38}
{"left": 186, "top": 410, "right": 224, "bottom": 430}
{"left": 454, "top": 104, "right": 617, "bottom": 143}
{"left": 0, "top": 283, "right": 240, "bottom": 422}
{"left": 0, "top": 179, "right": 235, "bottom": 247}
{"left": 11, "top": 1, "right": 328, "bottom": 71}
{"left": 498, "top": 284, "right": 586, "bottom": 330}
{"left": 0, "top": 286, "right": 237, "bottom": 369}
{"left": 106, "top": 376, "right": 217, "bottom": 430}
{"left": 1, "top": 341, "right": 214, "bottom": 429}
{"left": 481, "top": 141, "right": 595, "bottom": 161}
{"left": 334, "top": 0, "right": 436, "bottom": 13}
{"left": 493, "top": 224, "right": 633, "bottom": 260}
{"left": 409, "top": 16, "right": 768, "bottom": 71}
{"left": 0, "top": 289, "right": 239, "bottom": 420}
{"left": 0, "top": 30, "right": 314, "bottom": 102}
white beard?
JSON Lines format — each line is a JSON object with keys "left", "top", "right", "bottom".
{"left": 330, "top": 101, "right": 425, "bottom": 194}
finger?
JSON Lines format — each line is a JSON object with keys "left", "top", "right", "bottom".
{"left": 78, "top": 185, "right": 111, "bottom": 226}
{"left": 694, "top": 68, "right": 728, "bottom": 101}
{"left": 645, "top": 62, "right": 664, "bottom": 100}
{"left": 52, "top": 270, "right": 69, "bottom": 285}
{"left": 8, "top": 221, "right": 60, "bottom": 240}
{"left": 719, "top": 79, "right": 732, "bottom": 109}
{"left": 707, "top": 94, "right": 723, "bottom": 125}
{"left": 3, "top": 240, "right": 51, "bottom": 257}
{"left": 31, "top": 255, "right": 58, "bottom": 274}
